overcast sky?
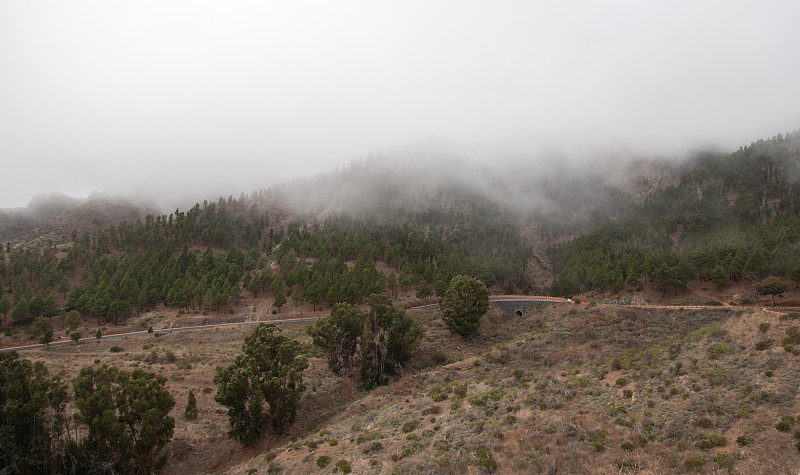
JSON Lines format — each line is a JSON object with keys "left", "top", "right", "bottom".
{"left": 2, "top": 1, "right": 799, "bottom": 208}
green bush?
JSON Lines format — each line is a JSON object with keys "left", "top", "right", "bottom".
{"left": 696, "top": 417, "right": 713, "bottom": 429}
{"left": 109, "top": 346, "right": 123, "bottom": 353}
{"left": 402, "top": 421, "right": 419, "bottom": 433}
{"left": 696, "top": 434, "right": 727, "bottom": 449}
{"left": 362, "top": 441, "right": 383, "bottom": 454}
{"left": 453, "top": 384, "right": 468, "bottom": 398}
{"left": 784, "top": 327, "right": 800, "bottom": 345}
{"left": 431, "top": 386, "right": 448, "bottom": 402}
{"left": 335, "top": 459, "right": 351, "bottom": 473}
{"left": 620, "top": 441, "right": 635, "bottom": 451}
{"left": 755, "top": 339, "right": 773, "bottom": 351}
{"left": 736, "top": 435, "right": 752, "bottom": 446}
{"left": 623, "top": 389, "right": 633, "bottom": 399}
{"left": 776, "top": 416, "right": 795, "bottom": 432}
{"left": 316, "top": 455, "right": 331, "bottom": 468}
{"left": 474, "top": 446, "right": 497, "bottom": 472}
{"left": 684, "top": 456, "right": 705, "bottom": 470}
{"left": 707, "top": 343, "right": 732, "bottom": 359}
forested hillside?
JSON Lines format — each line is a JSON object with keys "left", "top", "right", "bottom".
{"left": 0, "top": 167, "right": 537, "bottom": 330}
{"left": 3, "top": 131, "right": 800, "bottom": 331}
{"left": 550, "top": 131, "right": 800, "bottom": 296}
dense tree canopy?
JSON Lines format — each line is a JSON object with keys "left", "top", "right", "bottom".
{"left": 549, "top": 132, "right": 800, "bottom": 297}
{"left": 307, "top": 294, "right": 424, "bottom": 389}
{"left": 73, "top": 365, "right": 176, "bottom": 474}
{"left": 0, "top": 352, "right": 68, "bottom": 474}
{"left": 214, "top": 323, "right": 308, "bottom": 444}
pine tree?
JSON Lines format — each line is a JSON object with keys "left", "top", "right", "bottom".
{"left": 441, "top": 275, "right": 489, "bottom": 339}
{"left": 184, "top": 390, "right": 198, "bottom": 420}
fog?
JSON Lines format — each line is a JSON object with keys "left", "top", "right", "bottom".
{"left": 2, "top": 1, "right": 799, "bottom": 209}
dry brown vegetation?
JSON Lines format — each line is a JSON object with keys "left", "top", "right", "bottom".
{"left": 22, "top": 298, "right": 799, "bottom": 474}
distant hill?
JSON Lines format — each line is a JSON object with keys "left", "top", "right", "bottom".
{"left": 0, "top": 193, "right": 158, "bottom": 246}
{"left": 550, "top": 131, "right": 800, "bottom": 296}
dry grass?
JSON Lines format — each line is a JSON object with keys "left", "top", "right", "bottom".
{"left": 12, "top": 302, "right": 800, "bottom": 474}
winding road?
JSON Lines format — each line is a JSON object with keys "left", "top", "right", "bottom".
{"left": 3, "top": 295, "right": 798, "bottom": 353}
{"left": 0, "top": 315, "right": 322, "bottom": 353}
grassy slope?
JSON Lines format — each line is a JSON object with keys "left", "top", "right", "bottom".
{"left": 221, "top": 304, "right": 800, "bottom": 475}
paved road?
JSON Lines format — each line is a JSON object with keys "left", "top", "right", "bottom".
{"left": 0, "top": 316, "right": 321, "bottom": 353}
{"left": 4, "top": 296, "right": 798, "bottom": 353}
{"left": 409, "top": 295, "right": 568, "bottom": 310}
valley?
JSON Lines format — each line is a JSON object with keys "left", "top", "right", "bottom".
{"left": 2, "top": 132, "right": 800, "bottom": 474}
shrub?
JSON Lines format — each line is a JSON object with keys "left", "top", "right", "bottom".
{"left": 470, "top": 394, "right": 487, "bottom": 407}
{"left": 316, "top": 455, "right": 331, "bottom": 468}
{"left": 707, "top": 343, "right": 732, "bottom": 359}
{"left": 784, "top": 327, "right": 800, "bottom": 345}
{"left": 620, "top": 441, "right": 635, "bottom": 451}
{"left": 736, "top": 435, "right": 752, "bottom": 446}
{"left": 329, "top": 438, "right": 338, "bottom": 446}
{"left": 755, "top": 339, "right": 773, "bottom": 351}
{"left": 684, "top": 456, "right": 705, "bottom": 470}
{"left": 776, "top": 416, "right": 795, "bottom": 432}
{"left": 588, "top": 430, "right": 608, "bottom": 452}
{"left": 474, "top": 446, "right": 497, "bottom": 472}
{"left": 623, "top": 389, "right": 633, "bottom": 399}
{"left": 362, "top": 441, "right": 383, "bottom": 454}
{"left": 759, "top": 322, "right": 771, "bottom": 333}
{"left": 615, "top": 377, "right": 627, "bottom": 386}
{"left": 696, "top": 434, "right": 727, "bottom": 449}
{"left": 109, "top": 346, "right": 123, "bottom": 353}
{"left": 765, "top": 370, "right": 774, "bottom": 377}
{"left": 453, "top": 384, "right": 468, "bottom": 398}
{"left": 696, "top": 417, "right": 713, "bottom": 429}
{"left": 356, "top": 431, "right": 382, "bottom": 444}
{"left": 402, "top": 421, "right": 420, "bottom": 433}
{"left": 431, "top": 387, "right": 448, "bottom": 402}
{"left": 264, "top": 451, "right": 277, "bottom": 462}
{"left": 335, "top": 459, "right": 351, "bottom": 473}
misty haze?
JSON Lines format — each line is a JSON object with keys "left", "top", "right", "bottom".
{"left": 2, "top": 2, "right": 800, "bottom": 475}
